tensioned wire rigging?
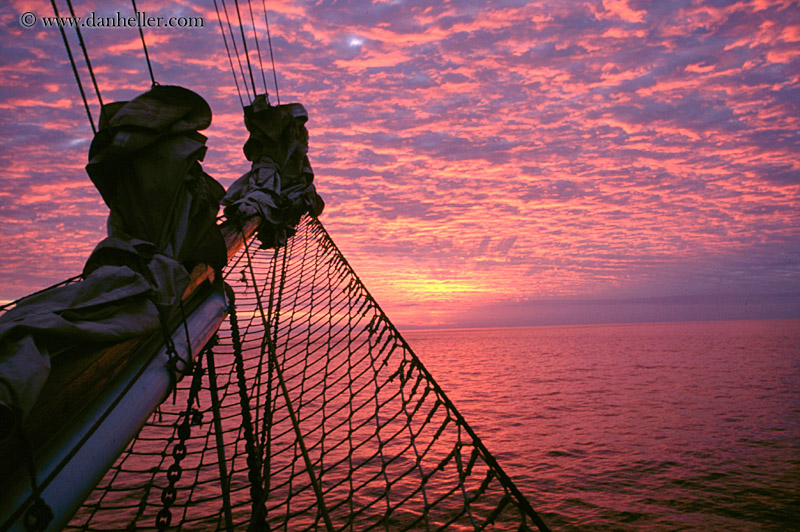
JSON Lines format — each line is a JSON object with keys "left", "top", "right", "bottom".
{"left": 46, "top": 0, "right": 157, "bottom": 131}
{"left": 49, "top": 0, "right": 99, "bottom": 133}
{"left": 131, "top": 0, "right": 156, "bottom": 86}
{"left": 49, "top": 0, "right": 284, "bottom": 118}
{"left": 40, "top": 2, "right": 551, "bottom": 530}
{"left": 213, "top": 0, "right": 283, "bottom": 108}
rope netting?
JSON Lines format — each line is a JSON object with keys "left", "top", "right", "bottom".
{"left": 64, "top": 216, "right": 549, "bottom": 531}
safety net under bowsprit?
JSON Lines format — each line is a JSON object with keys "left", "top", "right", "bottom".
{"left": 65, "top": 215, "right": 550, "bottom": 532}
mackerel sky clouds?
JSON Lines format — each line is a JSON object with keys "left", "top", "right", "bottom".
{"left": 1, "top": 0, "right": 798, "bottom": 328}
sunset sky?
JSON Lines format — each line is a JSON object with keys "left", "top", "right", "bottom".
{"left": 1, "top": 0, "right": 798, "bottom": 329}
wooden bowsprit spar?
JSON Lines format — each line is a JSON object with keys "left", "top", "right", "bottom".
{"left": 0, "top": 219, "right": 259, "bottom": 532}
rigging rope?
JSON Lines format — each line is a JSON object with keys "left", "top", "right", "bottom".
{"left": 49, "top": 0, "right": 96, "bottom": 133}
{"left": 262, "top": 3, "right": 281, "bottom": 105}
{"left": 246, "top": 0, "right": 270, "bottom": 98}
{"left": 204, "top": 342, "right": 235, "bottom": 532}
{"left": 131, "top": 0, "right": 157, "bottom": 86}
{"left": 65, "top": 0, "right": 103, "bottom": 108}
{"left": 232, "top": 0, "right": 260, "bottom": 100}
{"left": 228, "top": 287, "right": 267, "bottom": 527}
{"left": 240, "top": 226, "right": 335, "bottom": 530}
{"left": 220, "top": 0, "right": 253, "bottom": 104}
{"left": 213, "top": 0, "right": 279, "bottom": 107}
{"left": 213, "top": 0, "right": 245, "bottom": 108}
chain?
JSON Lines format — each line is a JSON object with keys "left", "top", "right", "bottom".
{"left": 155, "top": 339, "right": 208, "bottom": 531}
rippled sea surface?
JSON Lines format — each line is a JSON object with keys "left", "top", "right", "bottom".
{"left": 403, "top": 319, "right": 800, "bottom": 531}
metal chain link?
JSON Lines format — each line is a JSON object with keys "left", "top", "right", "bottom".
{"left": 155, "top": 338, "right": 209, "bottom": 531}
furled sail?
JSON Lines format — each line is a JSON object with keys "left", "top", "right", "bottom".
{"left": 0, "top": 86, "right": 226, "bottom": 428}
{"left": 222, "top": 94, "right": 324, "bottom": 249}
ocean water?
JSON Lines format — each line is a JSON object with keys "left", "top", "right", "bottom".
{"left": 403, "top": 319, "right": 800, "bottom": 531}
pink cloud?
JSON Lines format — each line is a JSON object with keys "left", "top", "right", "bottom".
{"left": 599, "top": 0, "right": 646, "bottom": 23}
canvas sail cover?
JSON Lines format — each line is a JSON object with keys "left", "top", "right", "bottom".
{"left": 86, "top": 84, "right": 227, "bottom": 274}
{"left": 223, "top": 95, "right": 324, "bottom": 248}
{"left": 0, "top": 86, "right": 225, "bottom": 428}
